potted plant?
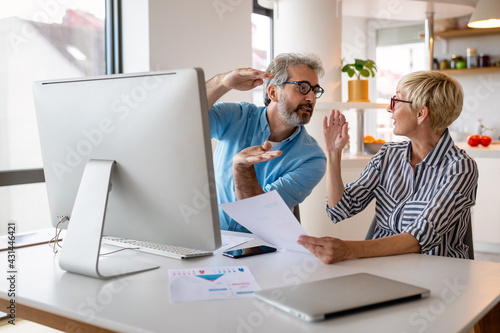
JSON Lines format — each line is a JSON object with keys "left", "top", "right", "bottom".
{"left": 342, "top": 58, "right": 377, "bottom": 102}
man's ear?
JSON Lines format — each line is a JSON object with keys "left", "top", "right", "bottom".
{"left": 268, "top": 84, "right": 279, "bottom": 103}
{"left": 417, "top": 106, "right": 429, "bottom": 125}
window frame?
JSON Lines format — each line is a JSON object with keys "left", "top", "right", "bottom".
{"left": 0, "top": 0, "right": 121, "bottom": 188}
{"left": 253, "top": 0, "right": 274, "bottom": 61}
{"left": 106, "top": 0, "right": 123, "bottom": 75}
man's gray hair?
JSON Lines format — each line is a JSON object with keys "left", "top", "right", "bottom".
{"left": 263, "top": 53, "right": 324, "bottom": 106}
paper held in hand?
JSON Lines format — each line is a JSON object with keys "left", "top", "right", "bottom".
{"left": 219, "top": 190, "right": 309, "bottom": 253}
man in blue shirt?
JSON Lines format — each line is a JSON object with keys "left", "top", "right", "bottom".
{"left": 206, "top": 53, "right": 327, "bottom": 232}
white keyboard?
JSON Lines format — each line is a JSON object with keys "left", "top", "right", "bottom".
{"left": 101, "top": 236, "right": 213, "bottom": 260}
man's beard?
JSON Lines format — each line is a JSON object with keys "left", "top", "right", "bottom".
{"left": 277, "top": 96, "right": 313, "bottom": 126}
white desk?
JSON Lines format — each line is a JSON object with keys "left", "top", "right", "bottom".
{"left": 1, "top": 232, "right": 499, "bottom": 333}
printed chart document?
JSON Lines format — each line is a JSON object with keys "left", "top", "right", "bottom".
{"left": 220, "top": 190, "right": 309, "bottom": 253}
{"left": 168, "top": 266, "right": 261, "bottom": 303}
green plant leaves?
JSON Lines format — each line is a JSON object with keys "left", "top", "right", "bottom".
{"left": 341, "top": 58, "right": 378, "bottom": 80}
{"left": 342, "top": 66, "right": 356, "bottom": 78}
{"left": 359, "top": 69, "right": 370, "bottom": 77}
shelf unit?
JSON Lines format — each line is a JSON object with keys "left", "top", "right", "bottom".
{"left": 435, "top": 27, "right": 500, "bottom": 39}
{"left": 316, "top": 102, "right": 389, "bottom": 155}
{"left": 438, "top": 66, "right": 500, "bottom": 75}
{"left": 420, "top": 27, "right": 500, "bottom": 39}
{"left": 433, "top": 27, "right": 500, "bottom": 75}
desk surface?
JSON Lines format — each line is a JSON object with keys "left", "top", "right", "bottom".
{"left": 1, "top": 232, "right": 500, "bottom": 333}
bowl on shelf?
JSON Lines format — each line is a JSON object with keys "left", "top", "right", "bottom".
{"left": 364, "top": 142, "right": 384, "bottom": 154}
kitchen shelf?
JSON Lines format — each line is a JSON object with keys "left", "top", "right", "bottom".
{"left": 427, "top": 27, "right": 500, "bottom": 75}
{"left": 435, "top": 27, "right": 500, "bottom": 39}
{"left": 437, "top": 67, "right": 500, "bottom": 75}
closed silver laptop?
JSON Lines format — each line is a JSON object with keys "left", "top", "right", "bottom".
{"left": 254, "top": 273, "right": 430, "bottom": 322}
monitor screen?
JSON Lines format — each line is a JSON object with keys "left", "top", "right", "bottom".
{"left": 33, "top": 69, "right": 221, "bottom": 252}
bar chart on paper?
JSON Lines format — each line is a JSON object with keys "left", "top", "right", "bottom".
{"left": 168, "top": 266, "right": 261, "bottom": 303}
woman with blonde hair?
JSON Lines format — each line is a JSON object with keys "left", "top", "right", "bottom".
{"left": 298, "top": 70, "right": 478, "bottom": 264}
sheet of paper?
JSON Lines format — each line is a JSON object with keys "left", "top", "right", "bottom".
{"left": 218, "top": 234, "right": 252, "bottom": 252}
{"left": 168, "top": 266, "right": 261, "bottom": 303}
{"left": 219, "top": 190, "right": 309, "bottom": 253}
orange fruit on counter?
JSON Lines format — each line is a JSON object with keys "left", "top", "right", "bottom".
{"left": 363, "top": 135, "right": 375, "bottom": 143}
{"left": 374, "top": 139, "right": 386, "bottom": 143}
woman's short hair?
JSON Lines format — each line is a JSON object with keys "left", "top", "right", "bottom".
{"left": 397, "top": 70, "right": 463, "bottom": 133}
{"left": 263, "top": 53, "right": 324, "bottom": 106}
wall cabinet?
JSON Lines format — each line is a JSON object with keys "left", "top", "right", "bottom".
{"left": 472, "top": 157, "right": 500, "bottom": 253}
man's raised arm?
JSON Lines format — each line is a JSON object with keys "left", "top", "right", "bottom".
{"left": 205, "top": 68, "right": 274, "bottom": 109}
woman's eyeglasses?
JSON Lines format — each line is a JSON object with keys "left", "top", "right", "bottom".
{"left": 390, "top": 95, "right": 412, "bottom": 110}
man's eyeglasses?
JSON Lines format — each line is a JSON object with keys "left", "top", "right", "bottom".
{"left": 282, "top": 81, "right": 324, "bottom": 99}
{"left": 390, "top": 95, "right": 412, "bottom": 110}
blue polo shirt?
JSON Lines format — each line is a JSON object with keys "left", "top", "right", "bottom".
{"left": 209, "top": 102, "right": 326, "bottom": 232}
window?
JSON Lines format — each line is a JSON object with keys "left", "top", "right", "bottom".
{"left": 251, "top": 1, "right": 273, "bottom": 105}
{"left": 373, "top": 25, "right": 425, "bottom": 142}
{"left": 0, "top": 1, "right": 108, "bottom": 234}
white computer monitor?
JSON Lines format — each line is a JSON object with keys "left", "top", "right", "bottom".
{"left": 33, "top": 68, "right": 221, "bottom": 278}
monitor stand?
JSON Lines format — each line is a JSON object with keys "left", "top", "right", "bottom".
{"left": 59, "top": 159, "right": 159, "bottom": 279}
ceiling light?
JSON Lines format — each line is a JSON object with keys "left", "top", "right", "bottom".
{"left": 468, "top": 0, "right": 500, "bottom": 28}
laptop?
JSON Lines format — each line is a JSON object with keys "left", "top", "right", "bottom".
{"left": 253, "top": 273, "right": 430, "bottom": 322}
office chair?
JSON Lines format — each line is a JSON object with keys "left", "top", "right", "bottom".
{"left": 293, "top": 205, "right": 301, "bottom": 223}
{"left": 364, "top": 216, "right": 474, "bottom": 259}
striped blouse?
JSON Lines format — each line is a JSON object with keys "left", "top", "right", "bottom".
{"left": 327, "top": 129, "right": 478, "bottom": 258}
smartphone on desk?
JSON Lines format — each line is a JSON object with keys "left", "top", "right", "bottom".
{"left": 223, "top": 245, "right": 277, "bottom": 258}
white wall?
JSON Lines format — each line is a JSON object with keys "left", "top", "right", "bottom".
{"left": 122, "top": 0, "right": 254, "bottom": 103}
{"left": 121, "top": 0, "right": 149, "bottom": 73}
{"left": 341, "top": 16, "right": 370, "bottom": 100}
{"left": 272, "top": 0, "right": 343, "bottom": 102}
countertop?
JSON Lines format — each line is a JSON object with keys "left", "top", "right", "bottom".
{"left": 337, "top": 141, "right": 500, "bottom": 170}
{"left": 456, "top": 142, "right": 500, "bottom": 158}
